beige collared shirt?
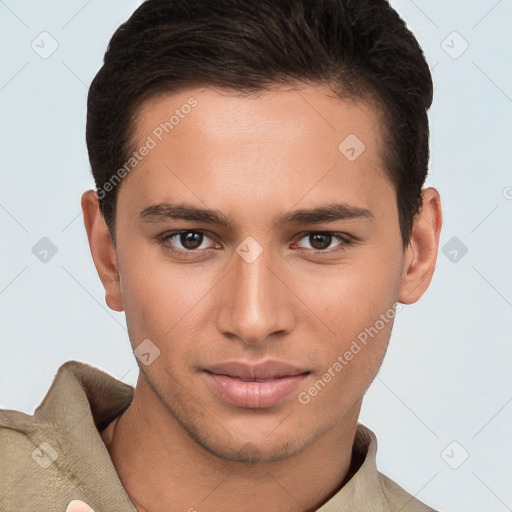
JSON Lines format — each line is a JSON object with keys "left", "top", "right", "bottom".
{"left": 0, "top": 361, "right": 437, "bottom": 512}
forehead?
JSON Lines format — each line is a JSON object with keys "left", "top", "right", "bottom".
{"left": 119, "top": 84, "right": 393, "bottom": 222}
{"left": 132, "top": 84, "right": 383, "bottom": 153}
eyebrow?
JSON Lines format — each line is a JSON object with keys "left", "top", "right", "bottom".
{"left": 138, "top": 201, "right": 373, "bottom": 229}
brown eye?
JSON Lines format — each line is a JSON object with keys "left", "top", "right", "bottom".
{"left": 308, "top": 233, "right": 332, "bottom": 250}
{"left": 179, "top": 231, "right": 204, "bottom": 250}
{"left": 160, "top": 230, "right": 217, "bottom": 256}
{"left": 295, "top": 232, "right": 350, "bottom": 252}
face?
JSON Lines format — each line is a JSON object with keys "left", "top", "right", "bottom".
{"left": 98, "top": 84, "right": 411, "bottom": 462}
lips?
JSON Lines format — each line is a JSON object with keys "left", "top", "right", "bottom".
{"left": 203, "top": 360, "right": 310, "bottom": 408}
{"left": 206, "top": 360, "right": 307, "bottom": 379}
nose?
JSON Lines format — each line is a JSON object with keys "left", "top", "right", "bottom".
{"left": 215, "top": 242, "right": 297, "bottom": 346}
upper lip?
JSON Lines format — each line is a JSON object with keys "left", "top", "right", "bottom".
{"left": 205, "top": 360, "right": 310, "bottom": 381}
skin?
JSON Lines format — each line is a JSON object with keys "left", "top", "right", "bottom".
{"left": 82, "top": 84, "right": 442, "bottom": 512}
{"left": 65, "top": 501, "right": 94, "bottom": 512}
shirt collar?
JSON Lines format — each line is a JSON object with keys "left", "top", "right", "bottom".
{"left": 34, "top": 360, "right": 137, "bottom": 510}
{"left": 315, "top": 423, "right": 389, "bottom": 511}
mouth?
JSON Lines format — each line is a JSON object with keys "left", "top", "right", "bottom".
{"left": 203, "top": 360, "right": 310, "bottom": 408}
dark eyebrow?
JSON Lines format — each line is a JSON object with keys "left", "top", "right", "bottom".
{"left": 138, "top": 201, "right": 373, "bottom": 229}
{"left": 275, "top": 203, "right": 373, "bottom": 227}
{"left": 139, "top": 202, "right": 236, "bottom": 229}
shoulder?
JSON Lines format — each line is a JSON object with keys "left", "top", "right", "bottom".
{"left": 378, "top": 471, "right": 438, "bottom": 511}
{"left": 0, "top": 405, "right": 71, "bottom": 510}
{"left": 0, "top": 406, "right": 47, "bottom": 473}
{"left": 0, "top": 360, "right": 126, "bottom": 511}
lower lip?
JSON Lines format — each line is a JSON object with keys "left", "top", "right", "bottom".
{"left": 204, "top": 372, "right": 309, "bottom": 408}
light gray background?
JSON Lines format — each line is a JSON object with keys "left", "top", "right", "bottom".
{"left": 1, "top": 1, "right": 511, "bottom": 511}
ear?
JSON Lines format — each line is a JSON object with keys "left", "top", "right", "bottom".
{"left": 398, "top": 187, "right": 443, "bottom": 304}
{"left": 81, "top": 190, "right": 124, "bottom": 312}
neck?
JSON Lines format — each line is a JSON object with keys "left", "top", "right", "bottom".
{"left": 101, "top": 380, "right": 361, "bottom": 512}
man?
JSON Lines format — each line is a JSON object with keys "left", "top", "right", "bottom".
{"left": 0, "top": 0, "right": 442, "bottom": 511}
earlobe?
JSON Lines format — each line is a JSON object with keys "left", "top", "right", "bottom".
{"left": 81, "top": 190, "right": 124, "bottom": 312}
{"left": 398, "top": 187, "right": 443, "bottom": 304}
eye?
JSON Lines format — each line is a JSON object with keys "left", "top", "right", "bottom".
{"left": 158, "top": 230, "right": 353, "bottom": 259}
{"left": 160, "top": 230, "right": 218, "bottom": 255}
{"left": 294, "top": 232, "right": 352, "bottom": 252}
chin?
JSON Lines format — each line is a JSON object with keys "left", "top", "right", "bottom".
{"left": 184, "top": 417, "right": 318, "bottom": 464}
{"left": 197, "top": 435, "right": 302, "bottom": 464}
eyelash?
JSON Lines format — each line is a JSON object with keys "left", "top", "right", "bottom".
{"left": 158, "top": 230, "right": 353, "bottom": 258}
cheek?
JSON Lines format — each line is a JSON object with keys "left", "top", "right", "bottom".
{"left": 293, "top": 251, "right": 402, "bottom": 400}
{"left": 118, "top": 251, "right": 215, "bottom": 348}
{"left": 300, "top": 314, "right": 395, "bottom": 416}
{"left": 296, "top": 256, "right": 401, "bottom": 338}
{"left": 117, "top": 246, "right": 167, "bottom": 342}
